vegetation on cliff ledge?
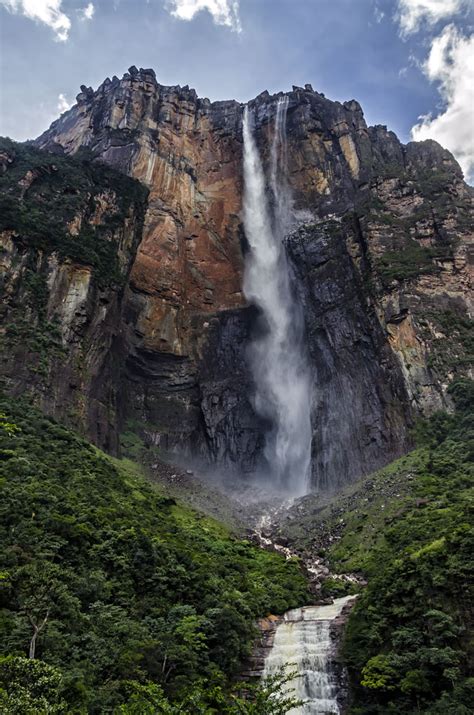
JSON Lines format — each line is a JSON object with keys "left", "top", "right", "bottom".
{"left": 375, "top": 240, "right": 444, "bottom": 284}
{"left": 0, "top": 397, "right": 309, "bottom": 713}
{"left": 0, "top": 137, "right": 148, "bottom": 287}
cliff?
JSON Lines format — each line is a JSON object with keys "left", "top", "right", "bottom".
{"left": 1, "top": 67, "right": 472, "bottom": 489}
{"left": 0, "top": 139, "right": 147, "bottom": 450}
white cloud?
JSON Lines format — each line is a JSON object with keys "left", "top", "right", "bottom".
{"left": 374, "top": 3, "right": 385, "bottom": 24}
{"left": 394, "top": 2, "right": 474, "bottom": 181}
{"left": 396, "top": 0, "right": 467, "bottom": 36}
{"left": 0, "top": 0, "right": 71, "bottom": 40}
{"left": 411, "top": 25, "right": 474, "bottom": 181}
{"left": 167, "top": 0, "right": 241, "bottom": 32}
{"left": 0, "top": 0, "right": 96, "bottom": 39}
{"left": 57, "top": 93, "right": 71, "bottom": 113}
{"left": 80, "top": 2, "right": 94, "bottom": 20}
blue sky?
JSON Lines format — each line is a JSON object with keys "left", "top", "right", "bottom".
{"left": 0, "top": 0, "right": 473, "bottom": 180}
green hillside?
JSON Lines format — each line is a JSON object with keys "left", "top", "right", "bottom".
{"left": 342, "top": 381, "right": 473, "bottom": 713}
{"left": 0, "top": 397, "right": 309, "bottom": 713}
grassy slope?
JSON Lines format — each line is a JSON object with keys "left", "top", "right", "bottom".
{"left": 0, "top": 396, "right": 309, "bottom": 713}
{"left": 275, "top": 450, "right": 422, "bottom": 567}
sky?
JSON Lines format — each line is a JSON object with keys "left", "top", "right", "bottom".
{"left": 0, "top": 0, "right": 473, "bottom": 182}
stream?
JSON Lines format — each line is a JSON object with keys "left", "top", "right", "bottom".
{"left": 263, "top": 596, "right": 356, "bottom": 714}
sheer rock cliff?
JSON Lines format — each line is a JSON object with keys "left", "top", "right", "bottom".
{"left": 1, "top": 67, "right": 471, "bottom": 488}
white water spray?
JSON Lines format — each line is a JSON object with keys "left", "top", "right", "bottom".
{"left": 242, "top": 98, "right": 313, "bottom": 496}
{"left": 264, "top": 596, "right": 355, "bottom": 714}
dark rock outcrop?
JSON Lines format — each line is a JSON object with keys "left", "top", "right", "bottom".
{"left": 331, "top": 599, "right": 357, "bottom": 713}
{"left": 287, "top": 219, "right": 409, "bottom": 490}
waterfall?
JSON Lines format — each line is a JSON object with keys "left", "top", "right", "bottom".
{"left": 263, "top": 596, "right": 355, "bottom": 714}
{"left": 242, "top": 98, "right": 313, "bottom": 496}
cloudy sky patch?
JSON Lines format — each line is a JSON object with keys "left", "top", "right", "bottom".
{"left": 395, "top": 0, "right": 474, "bottom": 181}
{"left": 396, "top": 0, "right": 468, "bottom": 36}
{"left": 411, "top": 25, "right": 474, "bottom": 180}
{"left": 168, "top": 0, "right": 241, "bottom": 32}
{"left": 0, "top": 0, "right": 472, "bottom": 181}
{"left": 0, "top": 0, "right": 71, "bottom": 41}
{"left": 80, "top": 2, "right": 95, "bottom": 21}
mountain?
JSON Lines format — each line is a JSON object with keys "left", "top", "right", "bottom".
{"left": 0, "top": 66, "right": 473, "bottom": 714}
{"left": 1, "top": 66, "right": 471, "bottom": 490}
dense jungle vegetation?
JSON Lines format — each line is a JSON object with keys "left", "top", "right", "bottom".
{"left": 0, "top": 396, "right": 309, "bottom": 713}
{"left": 340, "top": 379, "right": 474, "bottom": 714}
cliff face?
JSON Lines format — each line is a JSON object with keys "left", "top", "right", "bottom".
{"left": 0, "top": 139, "right": 147, "bottom": 451}
{"left": 1, "top": 67, "right": 471, "bottom": 489}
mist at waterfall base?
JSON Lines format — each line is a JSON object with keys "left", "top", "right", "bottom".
{"left": 242, "top": 99, "right": 313, "bottom": 499}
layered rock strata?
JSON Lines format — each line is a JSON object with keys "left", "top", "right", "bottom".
{"left": 0, "top": 67, "right": 471, "bottom": 488}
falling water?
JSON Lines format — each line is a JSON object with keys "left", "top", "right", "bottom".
{"left": 242, "top": 98, "right": 313, "bottom": 496}
{"left": 263, "top": 596, "right": 355, "bottom": 714}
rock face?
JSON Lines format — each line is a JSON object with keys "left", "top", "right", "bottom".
{"left": 0, "top": 139, "right": 147, "bottom": 451}
{"left": 1, "top": 67, "right": 472, "bottom": 489}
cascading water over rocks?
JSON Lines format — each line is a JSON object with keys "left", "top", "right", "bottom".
{"left": 264, "top": 596, "right": 356, "bottom": 714}
{"left": 242, "top": 98, "right": 313, "bottom": 496}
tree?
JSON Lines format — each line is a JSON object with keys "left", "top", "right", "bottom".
{"left": 0, "top": 656, "right": 67, "bottom": 713}
{"left": 116, "top": 681, "right": 176, "bottom": 714}
{"left": 229, "top": 669, "right": 304, "bottom": 715}
{"left": 361, "top": 654, "right": 398, "bottom": 692}
{"left": 13, "top": 563, "right": 78, "bottom": 659}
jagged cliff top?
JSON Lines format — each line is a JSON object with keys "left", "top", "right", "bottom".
{"left": 40, "top": 64, "right": 465, "bottom": 185}
{"left": 76, "top": 65, "right": 344, "bottom": 109}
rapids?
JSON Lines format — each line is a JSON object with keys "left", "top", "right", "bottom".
{"left": 263, "top": 596, "right": 356, "bottom": 714}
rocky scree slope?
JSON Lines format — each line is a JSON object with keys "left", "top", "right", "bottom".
{"left": 0, "top": 66, "right": 472, "bottom": 489}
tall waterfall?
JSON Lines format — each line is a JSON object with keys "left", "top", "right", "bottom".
{"left": 263, "top": 596, "right": 355, "bottom": 714}
{"left": 242, "top": 98, "right": 313, "bottom": 496}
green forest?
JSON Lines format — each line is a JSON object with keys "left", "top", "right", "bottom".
{"left": 0, "top": 396, "right": 309, "bottom": 713}
{"left": 339, "top": 379, "right": 474, "bottom": 713}
{"left": 1, "top": 379, "right": 472, "bottom": 714}
{"left": 1, "top": 383, "right": 473, "bottom": 714}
